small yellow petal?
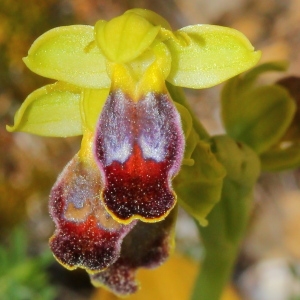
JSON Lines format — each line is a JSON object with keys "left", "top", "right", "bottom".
{"left": 81, "top": 88, "right": 109, "bottom": 131}
{"left": 125, "top": 8, "right": 172, "bottom": 30}
{"left": 95, "top": 13, "right": 160, "bottom": 63}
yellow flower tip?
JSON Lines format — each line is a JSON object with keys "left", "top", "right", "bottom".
{"left": 6, "top": 124, "right": 14, "bottom": 133}
{"left": 22, "top": 56, "right": 29, "bottom": 67}
{"left": 199, "top": 218, "right": 209, "bottom": 227}
{"left": 125, "top": 8, "right": 172, "bottom": 30}
{"left": 95, "top": 12, "right": 160, "bottom": 63}
{"left": 182, "top": 158, "right": 195, "bottom": 166}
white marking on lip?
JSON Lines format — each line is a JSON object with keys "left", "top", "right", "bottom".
{"left": 98, "top": 90, "right": 134, "bottom": 166}
{"left": 138, "top": 93, "right": 168, "bottom": 161}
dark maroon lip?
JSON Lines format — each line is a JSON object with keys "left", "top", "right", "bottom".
{"left": 94, "top": 89, "right": 184, "bottom": 222}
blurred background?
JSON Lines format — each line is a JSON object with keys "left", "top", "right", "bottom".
{"left": 1, "top": 0, "right": 300, "bottom": 299}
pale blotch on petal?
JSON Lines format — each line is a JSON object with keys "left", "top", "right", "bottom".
{"left": 49, "top": 152, "right": 136, "bottom": 272}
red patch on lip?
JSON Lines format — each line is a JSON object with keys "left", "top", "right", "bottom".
{"left": 50, "top": 197, "right": 120, "bottom": 271}
{"left": 102, "top": 143, "right": 174, "bottom": 221}
{"left": 95, "top": 90, "right": 184, "bottom": 222}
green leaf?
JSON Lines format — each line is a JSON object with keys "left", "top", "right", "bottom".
{"left": 174, "top": 140, "right": 226, "bottom": 226}
{"left": 174, "top": 102, "right": 193, "bottom": 139}
{"left": 7, "top": 82, "right": 83, "bottom": 137}
{"left": 183, "top": 128, "right": 200, "bottom": 166}
{"left": 0, "top": 248, "right": 9, "bottom": 275}
{"left": 0, "top": 227, "right": 56, "bottom": 300}
{"left": 174, "top": 102, "right": 199, "bottom": 166}
{"left": 165, "top": 25, "right": 261, "bottom": 89}
{"left": 276, "top": 76, "right": 300, "bottom": 142}
{"left": 23, "top": 25, "right": 110, "bottom": 89}
{"left": 167, "top": 82, "right": 210, "bottom": 140}
{"left": 191, "top": 135, "right": 260, "bottom": 300}
{"left": 211, "top": 135, "right": 260, "bottom": 188}
{"left": 10, "top": 227, "right": 27, "bottom": 264}
{"left": 222, "top": 81, "right": 296, "bottom": 153}
{"left": 260, "top": 142, "right": 300, "bottom": 171}
{"left": 241, "top": 61, "right": 288, "bottom": 89}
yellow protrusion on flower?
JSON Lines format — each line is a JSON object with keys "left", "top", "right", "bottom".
{"left": 81, "top": 88, "right": 109, "bottom": 131}
{"left": 78, "top": 130, "right": 96, "bottom": 163}
{"left": 107, "top": 63, "right": 137, "bottom": 98}
{"left": 108, "top": 61, "right": 167, "bottom": 101}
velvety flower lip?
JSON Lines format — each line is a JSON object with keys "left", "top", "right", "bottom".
{"left": 94, "top": 88, "right": 184, "bottom": 224}
{"left": 49, "top": 148, "right": 136, "bottom": 273}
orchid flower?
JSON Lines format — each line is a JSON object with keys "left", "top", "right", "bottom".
{"left": 7, "top": 9, "right": 260, "bottom": 296}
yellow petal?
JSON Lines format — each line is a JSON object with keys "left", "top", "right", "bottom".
{"left": 81, "top": 88, "right": 109, "bottom": 131}
{"left": 222, "top": 79, "right": 296, "bottom": 154}
{"left": 7, "top": 82, "right": 82, "bottom": 137}
{"left": 23, "top": 25, "right": 110, "bottom": 88}
{"left": 165, "top": 25, "right": 261, "bottom": 88}
{"left": 95, "top": 13, "right": 160, "bottom": 63}
{"left": 125, "top": 8, "right": 172, "bottom": 30}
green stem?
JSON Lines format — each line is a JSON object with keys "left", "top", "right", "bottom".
{"left": 166, "top": 82, "right": 211, "bottom": 140}
{"left": 189, "top": 169, "right": 257, "bottom": 300}
{"left": 191, "top": 240, "right": 238, "bottom": 300}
